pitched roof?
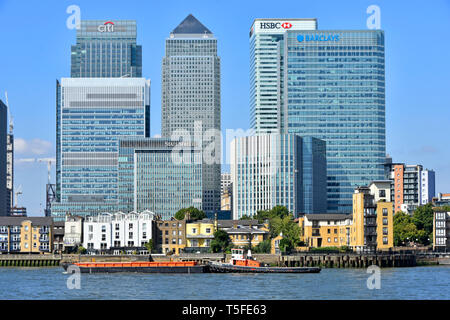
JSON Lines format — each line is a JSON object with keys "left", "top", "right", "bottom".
{"left": 217, "top": 220, "right": 259, "bottom": 228}
{"left": 0, "top": 216, "right": 53, "bottom": 226}
{"left": 172, "top": 14, "right": 212, "bottom": 34}
{"left": 304, "top": 214, "right": 352, "bottom": 221}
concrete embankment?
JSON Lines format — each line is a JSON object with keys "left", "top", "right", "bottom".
{"left": 280, "top": 253, "right": 417, "bottom": 268}
{"left": 2, "top": 252, "right": 446, "bottom": 268}
{"left": 0, "top": 254, "right": 61, "bottom": 267}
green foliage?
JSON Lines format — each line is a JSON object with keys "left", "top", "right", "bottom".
{"left": 412, "top": 203, "right": 434, "bottom": 238}
{"left": 175, "top": 207, "right": 206, "bottom": 221}
{"left": 393, "top": 211, "right": 430, "bottom": 246}
{"left": 239, "top": 215, "right": 253, "bottom": 220}
{"left": 76, "top": 246, "right": 87, "bottom": 254}
{"left": 255, "top": 205, "right": 290, "bottom": 223}
{"left": 279, "top": 238, "right": 293, "bottom": 253}
{"left": 210, "top": 229, "right": 231, "bottom": 253}
{"left": 252, "top": 239, "right": 271, "bottom": 253}
{"left": 144, "top": 239, "right": 154, "bottom": 253}
{"left": 254, "top": 206, "right": 300, "bottom": 251}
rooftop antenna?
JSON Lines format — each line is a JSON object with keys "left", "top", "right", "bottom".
{"left": 4, "top": 91, "right": 13, "bottom": 134}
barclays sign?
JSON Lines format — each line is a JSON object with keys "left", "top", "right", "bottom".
{"left": 297, "top": 34, "right": 340, "bottom": 42}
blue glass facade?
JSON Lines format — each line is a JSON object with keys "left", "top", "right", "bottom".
{"left": 284, "top": 30, "right": 386, "bottom": 212}
{"left": 52, "top": 78, "right": 150, "bottom": 220}
{"left": 71, "top": 20, "right": 142, "bottom": 78}
{"left": 231, "top": 134, "right": 326, "bottom": 219}
{"left": 302, "top": 137, "right": 327, "bottom": 213}
{"left": 118, "top": 138, "right": 203, "bottom": 220}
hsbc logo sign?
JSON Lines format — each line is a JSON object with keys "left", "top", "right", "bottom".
{"left": 260, "top": 22, "right": 293, "bottom": 30}
{"left": 97, "top": 21, "right": 115, "bottom": 32}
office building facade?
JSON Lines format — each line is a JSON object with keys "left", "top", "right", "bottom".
{"left": 302, "top": 137, "right": 327, "bottom": 214}
{"left": 118, "top": 138, "right": 203, "bottom": 220}
{"left": 6, "top": 133, "right": 13, "bottom": 215}
{"left": 230, "top": 134, "right": 326, "bottom": 219}
{"left": 52, "top": 78, "right": 150, "bottom": 219}
{"left": 161, "top": 14, "right": 221, "bottom": 214}
{"left": 0, "top": 101, "right": 6, "bottom": 216}
{"left": 250, "top": 20, "right": 386, "bottom": 213}
{"left": 249, "top": 19, "right": 317, "bottom": 133}
{"left": 71, "top": 20, "right": 142, "bottom": 78}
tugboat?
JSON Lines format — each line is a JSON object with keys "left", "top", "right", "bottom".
{"left": 208, "top": 249, "right": 321, "bottom": 273}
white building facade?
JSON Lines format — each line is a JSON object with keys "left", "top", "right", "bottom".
{"left": 83, "top": 210, "right": 155, "bottom": 253}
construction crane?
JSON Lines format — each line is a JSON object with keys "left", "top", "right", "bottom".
{"left": 4, "top": 91, "right": 13, "bottom": 134}
{"left": 14, "top": 185, "right": 22, "bottom": 208}
{"left": 16, "top": 158, "right": 56, "bottom": 216}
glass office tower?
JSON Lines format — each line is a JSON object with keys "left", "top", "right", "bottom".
{"left": 118, "top": 138, "right": 203, "bottom": 220}
{"left": 284, "top": 30, "right": 386, "bottom": 212}
{"left": 250, "top": 20, "right": 386, "bottom": 213}
{"left": 0, "top": 100, "right": 6, "bottom": 216}
{"left": 161, "top": 15, "right": 221, "bottom": 214}
{"left": 302, "top": 137, "right": 327, "bottom": 213}
{"left": 71, "top": 20, "right": 142, "bottom": 78}
{"left": 249, "top": 19, "right": 317, "bottom": 134}
{"left": 230, "top": 134, "right": 326, "bottom": 219}
{"left": 52, "top": 78, "right": 150, "bottom": 220}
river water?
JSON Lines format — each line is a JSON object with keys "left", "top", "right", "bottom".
{"left": 0, "top": 266, "right": 448, "bottom": 299}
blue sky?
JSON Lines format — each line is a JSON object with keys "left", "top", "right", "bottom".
{"left": 0, "top": 0, "right": 449, "bottom": 216}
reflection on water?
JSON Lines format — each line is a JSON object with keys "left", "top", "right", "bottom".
{"left": 0, "top": 266, "right": 449, "bottom": 300}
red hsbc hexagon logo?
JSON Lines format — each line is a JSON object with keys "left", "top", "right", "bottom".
{"left": 282, "top": 22, "right": 292, "bottom": 29}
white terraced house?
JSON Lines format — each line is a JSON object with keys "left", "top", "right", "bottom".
{"left": 83, "top": 210, "right": 155, "bottom": 254}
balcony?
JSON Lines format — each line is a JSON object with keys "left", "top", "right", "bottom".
{"left": 0, "top": 229, "right": 8, "bottom": 234}
{"left": 39, "top": 227, "right": 49, "bottom": 234}
{"left": 39, "top": 237, "right": 49, "bottom": 243}
{"left": 10, "top": 229, "right": 20, "bottom": 234}
{"left": 39, "top": 246, "right": 50, "bottom": 252}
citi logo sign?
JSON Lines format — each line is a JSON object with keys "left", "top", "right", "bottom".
{"left": 260, "top": 22, "right": 293, "bottom": 30}
{"left": 98, "top": 21, "right": 115, "bottom": 32}
{"left": 297, "top": 33, "right": 340, "bottom": 42}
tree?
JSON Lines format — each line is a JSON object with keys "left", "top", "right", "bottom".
{"left": 279, "top": 238, "right": 293, "bottom": 253}
{"left": 239, "top": 215, "right": 252, "bottom": 220}
{"left": 393, "top": 211, "right": 430, "bottom": 246}
{"left": 76, "top": 246, "right": 87, "bottom": 254}
{"left": 144, "top": 239, "right": 154, "bottom": 253}
{"left": 255, "top": 205, "right": 290, "bottom": 223}
{"left": 175, "top": 207, "right": 206, "bottom": 221}
{"left": 210, "top": 229, "right": 231, "bottom": 253}
{"left": 252, "top": 239, "right": 271, "bottom": 253}
{"left": 412, "top": 204, "right": 434, "bottom": 240}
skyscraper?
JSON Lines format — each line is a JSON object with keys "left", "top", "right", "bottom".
{"left": 52, "top": 78, "right": 150, "bottom": 220}
{"left": 161, "top": 14, "right": 221, "bottom": 213}
{"left": 52, "top": 20, "right": 149, "bottom": 220}
{"left": 250, "top": 19, "right": 386, "bottom": 213}
{"left": 249, "top": 19, "right": 317, "bottom": 134}
{"left": 230, "top": 134, "right": 326, "bottom": 219}
{"left": 71, "top": 20, "right": 142, "bottom": 78}
{"left": 6, "top": 133, "right": 13, "bottom": 215}
{"left": 0, "top": 100, "right": 6, "bottom": 216}
{"left": 118, "top": 138, "right": 203, "bottom": 220}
